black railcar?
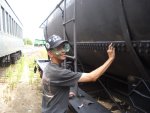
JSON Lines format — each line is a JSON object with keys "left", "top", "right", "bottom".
{"left": 38, "top": 0, "right": 150, "bottom": 112}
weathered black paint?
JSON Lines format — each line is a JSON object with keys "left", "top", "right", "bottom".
{"left": 42, "top": 0, "right": 150, "bottom": 112}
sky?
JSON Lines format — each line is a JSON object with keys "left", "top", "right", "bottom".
{"left": 7, "top": 0, "right": 61, "bottom": 41}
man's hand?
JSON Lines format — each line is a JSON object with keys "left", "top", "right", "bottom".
{"left": 69, "top": 91, "right": 76, "bottom": 99}
{"left": 107, "top": 43, "right": 115, "bottom": 60}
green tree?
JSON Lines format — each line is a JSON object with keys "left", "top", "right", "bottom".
{"left": 23, "top": 38, "right": 33, "bottom": 45}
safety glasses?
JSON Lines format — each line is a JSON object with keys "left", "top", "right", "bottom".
{"left": 52, "top": 43, "right": 70, "bottom": 55}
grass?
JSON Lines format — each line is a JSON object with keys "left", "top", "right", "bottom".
{"left": 2, "top": 57, "right": 25, "bottom": 104}
{"left": 25, "top": 47, "right": 48, "bottom": 85}
{"left": 1, "top": 47, "right": 48, "bottom": 104}
{"left": 6, "top": 57, "right": 24, "bottom": 90}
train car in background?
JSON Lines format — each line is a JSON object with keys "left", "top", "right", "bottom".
{"left": 34, "top": 39, "right": 46, "bottom": 47}
{"left": 0, "top": 0, "right": 23, "bottom": 66}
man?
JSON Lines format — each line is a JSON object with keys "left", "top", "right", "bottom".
{"left": 42, "top": 35, "right": 115, "bottom": 113}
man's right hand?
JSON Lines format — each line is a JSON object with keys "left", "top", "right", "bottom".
{"left": 107, "top": 43, "right": 115, "bottom": 60}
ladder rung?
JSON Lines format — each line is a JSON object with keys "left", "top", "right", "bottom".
{"left": 63, "top": 18, "right": 75, "bottom": 25}
{"left": 66, "top": 55, "right": 76, "bottom": 60}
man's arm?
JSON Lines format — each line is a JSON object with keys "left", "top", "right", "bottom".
{"left": 78, "top": 43, "right": 115, "bottom": 82}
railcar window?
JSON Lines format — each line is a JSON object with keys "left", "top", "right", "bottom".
{"left": 8, "top": 14, "right": 11, "bottom": 34}
{"left": 13, "top": 20, "right": 15, "bottom": 36}
{"left": 13, "top": 21, "right": 14, "bottom": 36}
{"left": 11, "top": 18, "right": 13, "bottom": 35}
{"left": 15, "top": 22, "right": 17, "bottom": 36}
{"left": 19, "top": 26, "right": 22, "bottom": 38}
{"left": 11, "top": 18, "right": 12, "bottom": 35}
{"left": 9, "top": 15, "right": 11, "bottom": 34}
{"left": 17, "top": 24, "right": 19, "bottom": 37}
{"left": 18, "top": 25, "right": 20, "bottom": 37}
{"left": 6, "top": 12, "right": 9, "bottom": 33}
{"left": 14, "top": 21, "right": 16, "bottom": 36}
{"left": 1, "top": 7, "right": 6, "bottom": 32}
{"left": 12, "top": 19, "right": 13, "bottom": 35}
{"left": 16, "top": 23, "right": 18, "bottom": 37}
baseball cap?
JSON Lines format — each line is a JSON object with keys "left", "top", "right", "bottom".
{"left": 45, "top": 35, "right": 68, "bottom": 50}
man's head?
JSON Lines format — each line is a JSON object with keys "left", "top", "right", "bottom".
{"left": 45, "top": 35, "right": 70, "bottom": 63}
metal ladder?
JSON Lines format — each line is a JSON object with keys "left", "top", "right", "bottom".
{"left": 62, "top": 0, "right": 77, "bottom": 72}
{"left": 62, "top": 0, "right": 81, "bottom": 97}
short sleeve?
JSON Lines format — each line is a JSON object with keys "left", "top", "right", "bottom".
{"left": 50, "top": 68, "right": 82, "bottom": 86}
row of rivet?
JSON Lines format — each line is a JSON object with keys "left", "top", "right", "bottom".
{"left": 132, "top": 41, "right": 150, "bottom": 55}
{"left": 76, "top": 41, "right": 150, "bottom": 55}
{"left": 77, "top": 41, "right": 126, "bottom": 52}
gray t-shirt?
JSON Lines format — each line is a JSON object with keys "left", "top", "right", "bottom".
{"left": 42, "top": 62, "right": 82, "bottom": 113}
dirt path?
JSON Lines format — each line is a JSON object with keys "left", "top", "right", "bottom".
{"left": 0, "top": 63, "right": 42, "bottom": 113}
{"left": 0, "top": 46, "right": 47, "bottom": 113}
